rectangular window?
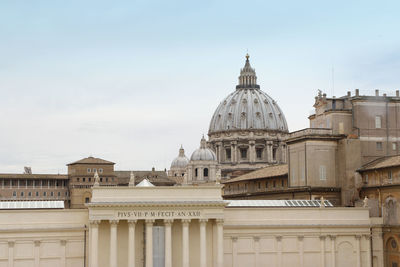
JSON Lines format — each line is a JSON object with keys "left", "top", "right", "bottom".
{"left": 85, "top": 197, "right": 90, "bottom": 203}
{"left": 83, "top": 178, "right": 86, "bottom": 182}
{"left": 58, "top": 191, "right": 61, "bottom": 197}
{"left": 99, "top": 168, "right": 103, "bottom": 173}
{"left": 258, "top": 182, "right": 261, "bottom": 189}
{"left": 28, "top": 192, "right": 32, "bottom": 197}
{"left": 272, "top": 148, "right": 277, "bottom": 161}
{"left": 388, "top": 171, "right": 393, "bottom": 181}
{"left": 89, "top": 178, "right": 91, "bottom": 182}
{"left": 36, "top": 191, "right": 39, "bottom": 197}
{"left": 376, "top": 142, "right": 383, "bottom": 151}
{"left": 365, "top": 174, "right": 369, "bottom": 184}
{"left": 225, "top": 148, "right": 231, "bottom": 160}
{"left": 43, "top": 192, "right": 47, "bottom": 197}
{"left": 256, "top": 148, "right": 263, "bottom": 159}
{"left": 319, "top": 165, "right": 327, "bottom": 180}
{"left": 87, "top": 168, "right": 91, "bottom": 173}
{"left": 273, "top": 181, "right": 276, "bottom": 188}
{"left": 20, "top": 191, "right": 24, "bottom": 197}
{"left": 13, "top": 191, "right": 16, "bottom": 197}
{"left": 50, "top": 192, "right": 54, "bottom": 197}
{"left": 281, "top": 180, "right": 284, "bottom": 187}
{"left": 375, "top": 116, "right": 382, "bottom": 128}
{"left": 77, "top": 178, "right": 80, "bottom": 182}
{"left": 393, "top": 143, "right": 397, "bottom": 151}
{"left": 240, "top": 148, "right": 247, "bottom": 159}
{"left": 93, "top": 168, "right": 97, "bottom": 173}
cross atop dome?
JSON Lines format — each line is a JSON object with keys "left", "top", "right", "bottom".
{"left": 237, "top": 54, "right": 259, "bottom": 89}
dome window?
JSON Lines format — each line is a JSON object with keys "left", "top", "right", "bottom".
{"left": 204, "top": 168, "right": 209, "bottom": 177}
{"left": 242, "top": 98, "right": 247, "bottom": 103}
{"left": 195, "top": 168, "right": 198, "bottom": 178}
{"left": 254, "top": 98, "right": 259, "bottom": 104}
{"left": 256, "top": 112, "right": 261, "bottom": 117}
{"left": 241, "top": 112, "right": 246, "bottom": 117}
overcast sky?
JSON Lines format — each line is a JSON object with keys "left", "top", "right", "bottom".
{"left": 1, "top": 0, "right": 399, "bottom": 173}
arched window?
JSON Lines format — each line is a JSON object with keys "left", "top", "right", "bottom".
{"left": 204, "top": 168, "right": 209, "bottom": 177}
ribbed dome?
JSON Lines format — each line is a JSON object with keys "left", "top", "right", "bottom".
{"left": 190, "top": 137, "right": 217, "bottom": 161}
{"left": 170, "top": 146, "right": 189, "bottom": 168}
{"left": 209, "top": 55, "right": 288, "bottom": 134}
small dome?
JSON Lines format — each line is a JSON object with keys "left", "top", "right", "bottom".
{"left": 190, "top": 136, "right": 217, "bottom": 161}
{"left": 171, "top": 146, "right": 189, "bottom": 169}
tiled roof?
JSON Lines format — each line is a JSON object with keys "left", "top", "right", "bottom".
{"left": 115, "top": 170, "right": 175, "bottom": 186}
{"left": 222, "top": 164, "right": 288, "bottom": 183}
{"left": 358, "top": 155, "right": 400, "bottom": 172}
{"left": 67, "top": 156, "right": 115, "bottom": 165}
{"left": 0, "top": 173, "right": 68, "bottom": 180}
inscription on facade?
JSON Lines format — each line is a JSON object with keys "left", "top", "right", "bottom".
{"left": 116, "top": 210, "right": 202, "bottom": 219}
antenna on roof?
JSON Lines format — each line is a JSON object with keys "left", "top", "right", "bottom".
{"left": 331, "top": 65, "right": 335, "bottom": 97}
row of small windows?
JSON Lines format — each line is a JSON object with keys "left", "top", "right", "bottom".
{"left": 225, "top": 147, "right": 277, "bottom": 160}
{"left": 13, "top": 191, "right": 68, "bottom": 197}
{"left": 227, "top": 180, "right": 285, "bottom": 192}
{"left": 87, "top": 168, "right": 103, "bottom": 174}
{"left": 1, "top": 179, "right": 67, "bottom": 187}
{"left": 195, "top": 168, "right": 209, "bottom": 177}
{"left": 76, "top": 177, "right": 114, "bottom": 182}
{"left": 376, "top": 142, "right": 398, "bottom": 151}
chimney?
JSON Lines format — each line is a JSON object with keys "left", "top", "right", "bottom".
{"left": 396, "top": 90, "right": 399, "bottom": 97}
{"left": 355, "top": 89, "right": 359, "bottom": 96}
{"left": 375, "top": 89, "right": 379, "bottom": 96}
{"left": 347, "top": 91, "right": 351, "bottom": 97}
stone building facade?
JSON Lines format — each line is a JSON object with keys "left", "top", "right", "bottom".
{"left": 207, "top": 55, "right": 288, "bottom": 178}
{"left": 358, "top": 155, "right": 400, "bottom": 267}
{"left": 0, "top": 185, "right": 384, "bottom": 267}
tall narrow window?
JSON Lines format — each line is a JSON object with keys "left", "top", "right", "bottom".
{"left": 256, "top": 148, "right": 263, "bottom": 159}
{"left": 240, "top": 148, "right": 247, "bottom": 159}
{"left": 388, "top": 171, "right": 393, "bottom": 182}
{"left": 203, "top": 168, "right": 209, "bottom": 177}
{"left": 376, "top": 142, "right": 383, "bottom": 151}
{"left": 319, "top": 165, "right": 327, "bottom": 180}
{"left": 375, "top": 116, "right": 382, "bottom": 128}
{"left": 393, "top": 143, "right": 397, "bottom": 151}
{"left": 272, "top": 147, "right": 277, "bottom": 161}
{"left": 226, "top": 148, "right": 231, "bottom": 160}
{"left": 195, "top": 168, "right": 198, "bottom": 177}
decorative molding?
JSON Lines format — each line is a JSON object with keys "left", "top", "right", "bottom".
{"left": 145, "top": 219, "right": 155, "bottom": 224}
{"left": 199, "top": 218, "right": 208, "bottom": 224}
{"left": 298, "top": 236, "right": 304, "bottom": 241}
{"left": 253, "top": 236, "right": 260, "bottom": 242}
{"left": 89, "top": 220, "right": 101, "bottom": 226}
{"left": 216, "top": 218, "right": 224, "bottom": 225}
{"left": 109, "top": 219, "right": 119, "bottom": 225}
{"left": 275, "top": 235, "right": 282, "bottom": 242}
{"left": 329, "top": 235, "right": 337, "bottom": 240}
{"left": 34, "top": 240, "right": 41, "bottom": 247}
{"left": 127, "top": 219, "right": 137, "bottom": 225}
{"left": 164, "top": 219, "right": 174, "bottom": 225}
{"left": 231, "top": 236, "right": 238, "bottom": 242}
{"left": 8, "top": 241, "right": 15, "bottom": 247}
{"left": 320, "top": 236, "right": 326, "bottom": 240}
{"left": 182, "top": 219, "right": 191, "bottom": 224}
{"left": 60, "top": 240, "right": 67, "bottom": 246}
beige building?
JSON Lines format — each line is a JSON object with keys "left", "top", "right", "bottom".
{"left": 358, "top": 155, "right": 400, "bottom": 267}
{"left": 0, "top": 184, "right": 385, "bottom": 267}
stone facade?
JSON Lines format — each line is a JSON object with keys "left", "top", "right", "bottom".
{"left": 0, "top": 185, "right": 384, "bottom": 267}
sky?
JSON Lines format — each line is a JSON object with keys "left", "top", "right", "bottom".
{"left": 0, "top": 0, "right": 399, "bottom": 173}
